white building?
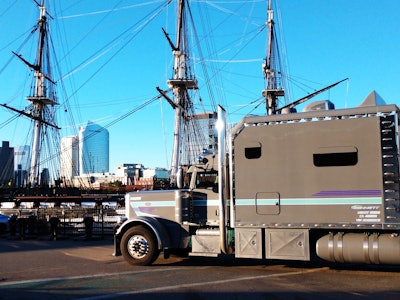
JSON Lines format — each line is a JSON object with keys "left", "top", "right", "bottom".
{"left": 72, "top": 172, "right": 113, "bottom": 190}
{"left": 60, "top": 136, "right": 79, "bottom": 186}
{"left": 115, "top": 163, "right": 144, "bottom": 185}
{"left": 143, "top": 168, "right": 169, "bottom": 180}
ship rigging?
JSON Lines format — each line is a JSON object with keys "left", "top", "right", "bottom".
{"left": 1, "top": 0, "right": 59, "bottom": 188}
{"left": 0, "top": 0, "right": 349, "bottom": 203}
{"left": 262, "top": 0, "right": 347, "bottom": 115}
{"left": 158, "top": 0, "right": 219, "bottom": 186}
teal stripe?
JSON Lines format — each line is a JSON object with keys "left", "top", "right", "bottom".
{"left": 131, "top": 201, "right": 175, "bottom": 207}
{"left": 131, "top": 200, "right": 220, "bottom": 208}
{"left": 236, "top": 197, "right": 382, "bottom": 206}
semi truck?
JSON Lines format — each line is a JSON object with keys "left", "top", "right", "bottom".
{"left": 114, "top": 91, "right": 400, "bottom": 266}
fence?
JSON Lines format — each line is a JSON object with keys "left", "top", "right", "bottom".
{"left": 0, "top": 207, "right": 126, "bottom": 239}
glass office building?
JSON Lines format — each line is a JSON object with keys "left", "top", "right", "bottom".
{"left": 78, "top": 121, "right": 109, "bottom": 175}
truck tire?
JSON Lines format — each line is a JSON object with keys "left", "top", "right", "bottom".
{"left": 120, "top": 225, "right": 159, "bottom": 266}
{"left": 0, "top": 223, "right": 6, "bottom": 234}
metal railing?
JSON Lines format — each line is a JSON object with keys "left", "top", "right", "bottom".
{"left": 0, "top": 207, "right": 126, "bottom": 239}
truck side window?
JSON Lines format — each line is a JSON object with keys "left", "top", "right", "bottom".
{"left": 196, "top": 172, "right": 218, "bottom": 188}
{"left": 313, "top": 146, "right": 358, "bottom": 167}
{"left": 244, "top": 142, "right": 261, "bottom": 159}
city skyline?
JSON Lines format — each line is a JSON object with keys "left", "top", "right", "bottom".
{"left": 1, "top": 135, "right": 168, "bottom": 189}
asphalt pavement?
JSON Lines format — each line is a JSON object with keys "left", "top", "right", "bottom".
{"left": 1, "top": 234, "right": 400, "bottom": 300}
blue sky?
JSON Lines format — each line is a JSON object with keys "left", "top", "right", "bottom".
{"left": 0, "top": 0, "right": 399, "bottom": 173}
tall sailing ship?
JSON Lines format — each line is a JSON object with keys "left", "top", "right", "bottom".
{"left": 2, "top": 1, "right": 59, "bottom": 189}
{"left": 0, "top": 0, "right": 100, "bottom": 205}
{"left": 0, "top": 1, "right": 74, "bottom": 205}
{"left": 0, "top": 0, "right": 346, "bottom": 207}
{"left": 0, "top": 0, "right": 220, "bottom": 206}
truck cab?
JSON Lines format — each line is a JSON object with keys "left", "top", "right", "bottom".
{"left": 114, "top": 152, "right": 225, "bottom": 265}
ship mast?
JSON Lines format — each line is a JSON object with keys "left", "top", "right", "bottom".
{"left": 162, "top": 0, "right": 198, "bottom": 186}
{"left": 262, "top": 0, "right": 285, "bottom": 115}
{"left": 19, "top": 0, "right": 58, "bottom": 187}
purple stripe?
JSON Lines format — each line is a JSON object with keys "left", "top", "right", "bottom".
{"left": 137, "top": 207, "right": 155, "bottom": 213}
{"left": 313, "top": 190, "right": 381, "bottom": 197}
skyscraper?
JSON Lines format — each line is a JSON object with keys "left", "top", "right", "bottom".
{"left": 60, "top": 136, "right": 79, "bottom": 184}
{"left": 78, "top": 121, "right": 109, "bottom": 175}
{"left": 0, "top": 141, "right": 14, "bottom": 186}
{"left": 14, "top": 145, "right": 30, "bottom": 187}
{"left": 14, "top": 145, "right": 30, "bottom": 172}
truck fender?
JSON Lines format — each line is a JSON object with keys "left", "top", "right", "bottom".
{"left": 114, "top": 216, "right": 171, "bottom": 256}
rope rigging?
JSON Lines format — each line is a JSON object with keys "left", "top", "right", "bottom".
{"left": 36, "top": 93, "right": 164, "bottom": 173}
{"left": 1, "top": 1, "right": 173, "bottom": 186}
{"left": 0, "top": 0, "right": 323, "bottom": 189}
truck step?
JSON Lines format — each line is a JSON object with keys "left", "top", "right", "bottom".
{"left": 189, "top": 252, "right": 219, "bottom": 257}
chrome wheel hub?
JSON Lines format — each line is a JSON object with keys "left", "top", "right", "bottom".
{"left": 127, "top": 235, "right": 149, "bottom": 259}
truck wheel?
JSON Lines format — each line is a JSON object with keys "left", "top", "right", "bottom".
{"left": 0, "top": 223, "right": 6, "bottom": 234}
{"left": 121, "top": 225, "right": 159, "bottom": 266}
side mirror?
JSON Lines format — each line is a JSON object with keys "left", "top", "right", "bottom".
{"left": 176, "top": 167, "right": 184, "bottom": 189}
